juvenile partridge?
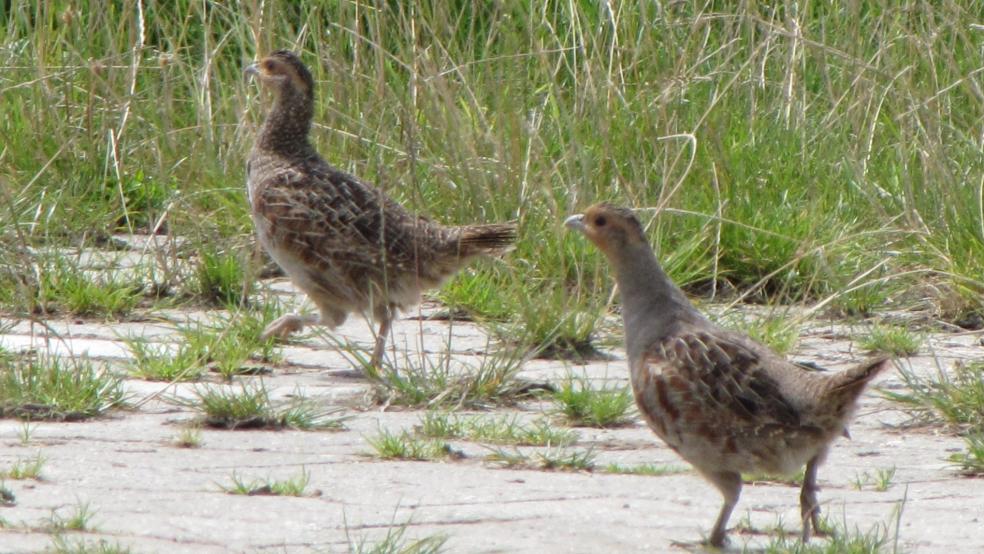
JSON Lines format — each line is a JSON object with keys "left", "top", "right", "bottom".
{"left": 245, "top": 51, "right": 515, "bottom": 367}
{"left": 565, "top": 203, "right": 888, "bottom": 547}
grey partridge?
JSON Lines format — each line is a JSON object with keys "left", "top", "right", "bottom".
{"left": 565, "top": 203, "right": 888, "bottom": 547}
{"left": 244, "top": 51, "right": 515, "bottom": 367}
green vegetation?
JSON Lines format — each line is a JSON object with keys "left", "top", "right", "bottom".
{"left": 346, "top": 341, "right": 541, "bottom": 409}
{"left": 47, "top": 501, "right": 97, "bottom": 532}
{"left": 220, "top": 469, "right": 314, "bottom": 497}
{"left": 718, "top": 311, "right": 800, "bottom": 355}
{"left": 125, "top": 304, "right": 281, "bottom": 382}
{"left": 553, "top": 376, "right": 634, "bottom": 428}
{"left": 366, "top": 429, "right": 460, "bottom": 462}
{"left": 852, "top": 467, "right": 897, "bottom": 492}
{"left": 48, "top": 537, "right": 134, "bottom": 554}
{"left": 749, "top": 503, "right": 906, "bottom": 553}
{"left": 1, "top": 452, "right": 45, "bottom": 480}
{"left": 858, "top": 325, "right": 922, "bottom": 357}
{"left": 172, "top": 427, "right": 203, "bottom": 449}
{"left": 0, "top": 356, "right": 126, "bottom": 420}
{"left": 887, "top": 361, "right": 984, "bottom": 430}
{"left": 601, "top": 463, "right": 689, "bottom": 477}
{"left": 0, "top": 1, "right": 980, "bottom": 354}
{"left": 348, "top": 523, "right": 448, "bottom": 554}
{"left": 485, "top": 446, "right": 597, "bottom": 472}
{"left": 888, "top": 361, "right": 984, "bottom": 475}
{"left": 174, "top": 382, "right": 345, "bottom": 430}
{"left": 418, "top": 412, "right": 577, "bottom": 447}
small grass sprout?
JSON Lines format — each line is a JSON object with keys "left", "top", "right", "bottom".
{"left": 0, "top": 356, "right": 126, "bottom": 421}
{"left": 221, "top": 468, "right": 314, "bottom": 497}
{"left": 553, "top": 376, "right": 634, "bottom": 428}
{"left": 366, "top": 429, "right": 461, "bottom": 461}
{"left": 175, "top": 382, "right": 345, "bottom": 430}
{"left": 858, "top": 325, "right": 921, "bottom": 357}
{"left": 418, "top": 412, "right": 577, "bottom": 447}
{"left": 601, "top": 463, "right": 689, "bottom": 476}
{"left": 2, "top": 452, "right": 45, "bottom": 480}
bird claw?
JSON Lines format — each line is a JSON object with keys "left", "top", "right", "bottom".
{"left": 260, "top": 314, "right": 308, "bottom": 341}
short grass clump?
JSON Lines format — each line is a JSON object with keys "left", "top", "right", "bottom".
{"left": 125, "top": 338, "right": 205, "bottom": 382}
{"left": 851, "top": 467, "right": 897, "bottom": 492}
{"left": 126, "top": 305, "right": 281, "bottom": 382}
{"left": 601, "top": 463, "right": 689, "bottom": 477}
{"left": 1, "top": 453, "right": 45, "bottom": 481}
{"left": 858, "top": 325, "right": 921, "bottom": 357}
{"left": 0, "top": 356, "right": 126, "bottom": 421}
{"left": 885, "top": 361, "right": 984, "bottom": 431}
{"left": 6, "top": 255, "right": 145, "bottom": 318}
{"left": 192, "top": 247, "right": 249, "bottom": 306}
{"left": 418, "top": 412, "right": 577, "bottom": 447}
{"left": 949, "top": 434, "right": 984, "bottom": 475}
{"left": 753, "top": 504, "right": 904, "bottom": 554}
{"left": 175, "top": 382, "right": 345, "bottom": 431}
{"left": 173, "top": 427, "right": 203, "bottom": 448}
{"left": 366, "top": 429, "right": 460, "bottom": 462}
{"left": 486, "top": 446, "right": 596, "bottom": 472}
{"left": 553, "top": 376, "right": 634, "bottom": 428}
{"left": 352, "top": 342, "right": 544, "bottom": 409}
{"left": 885, "top": 360, "right": 983, "bottom": 476}
{"left": 220, "top": 468, "right": 314, "bottom": 497}
{"left": 347, "top": 523, "right": 448, "bottom": 554}
{"left": 47, "top": 536, "right": 134, "bottom": 554}
{"left": 47, "top": 501, "right": 97, "bottom": 532}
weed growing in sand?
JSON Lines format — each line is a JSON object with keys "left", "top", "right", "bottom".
{"left": 366, "top": 429, "right": 460, "bottom": 462}
{"left": 221, "top": 468, "right": 314, "bottom": 497}
{"left": 1, "top": 453, "right": 45, "bottom": 481}
{"left": 418, "top": 412, "right": 577, "bottom": 447}
{"left": 859, "top": 325, "right": 921, "bottom": 357}
{"left": 553, "top": 376, "right": 634, "bottom": 428}
{"left": 175, "top": 382, "right": 344, "bottom": 430}
{"left": 0, "top": 356, "right": 125, "bottom": 421}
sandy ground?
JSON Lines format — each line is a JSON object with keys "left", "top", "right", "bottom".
{"left": 1, "top": 250, "right": 982, "bottom": 553}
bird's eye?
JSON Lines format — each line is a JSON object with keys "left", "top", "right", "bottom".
{"left": 594, "top": 215, "right": 607, "bottom": 227}
{"left": 263, "top": 60, "right": 275, "bottom": 71}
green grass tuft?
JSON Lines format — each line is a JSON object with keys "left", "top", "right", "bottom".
{"left": 175, "top": 382, "right": 345, "bottom": 431}
{"left": 553, "top": 376, "right": 634, "bottom": 428}
{"left": 0, "top": 356, "right": 126, "bottom": 421}
{"left": 858, "top": 325, "right": 921, "bottom": 357}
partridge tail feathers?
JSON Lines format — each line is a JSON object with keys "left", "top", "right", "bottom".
{"left": 456, "top": 223, "right": 517, "bottom": 257}
{"left": 826, "top": 357, "right": 891, "bottom": 400}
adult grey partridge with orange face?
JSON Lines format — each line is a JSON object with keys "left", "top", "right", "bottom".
{"left": 566, "top": 203, "right": 888, "bottom": 547}
{"left": 245, "top": 51, "right": 515, "bottom": 368}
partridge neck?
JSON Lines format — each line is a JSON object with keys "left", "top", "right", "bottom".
{"left": 257, "top": 90, "right": 315, "bottom": 156}
{"left": 609, "top": 241, "right": 699, "bottom": 356}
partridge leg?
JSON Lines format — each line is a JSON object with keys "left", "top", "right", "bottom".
{"left": 370, "top": 313, "right": 392, "bottom": 368}
{"left": 800, "top": 454, "right": 823, "bottom": 542}
{"left": 708, "top": 471, "right": 743, "bottom": 547}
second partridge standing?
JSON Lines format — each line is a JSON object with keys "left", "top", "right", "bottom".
{"left": 566, "top": 203, "right": 888, "bottom": 547}
{"left": 245, "top": 51, "right": 516, "bottom": 367}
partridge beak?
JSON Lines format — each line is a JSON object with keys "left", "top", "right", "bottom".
{"left": 243, "top": 62, "right": 260, "bottom": 82}
{"left": 564, "top": 214, "right": 586, "bottom": 233}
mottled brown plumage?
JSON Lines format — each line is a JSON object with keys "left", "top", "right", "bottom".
{"left": 245, "top": 51, "right": 515, "bottom": 367}
{"left": 566, "top": 203, "right": 889, "bottom": 547}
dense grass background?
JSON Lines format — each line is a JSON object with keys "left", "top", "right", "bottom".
{"left": 1, "top": 1, "right": 982, "bottom": 351}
